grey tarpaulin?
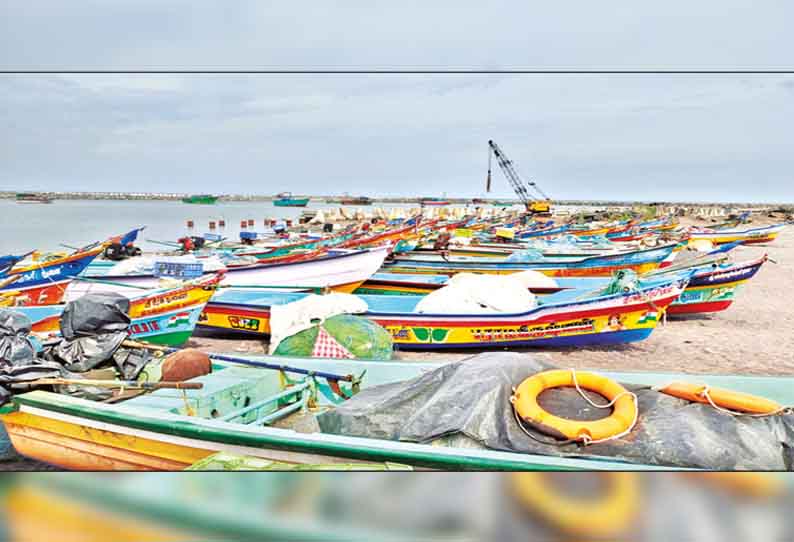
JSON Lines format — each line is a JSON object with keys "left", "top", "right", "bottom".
{"left": 0, "top": 309, "right": 64, "bottom": 403}
{"left": 59, "top": 292, "right": 131, "bottom": 339}
{"left": 47, "top": 292, "right": 151, "bottom": 379}
{"left": 317, "top": 352, "right": 794, "bottom": 470}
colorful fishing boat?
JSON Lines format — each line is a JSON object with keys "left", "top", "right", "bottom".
{"left": 340, "top": 196, "right": 373, "bottom": 205}
{"left": 199, "top": 275, "right": 685, "bottom": 347}
{"left": 2, "top": 351, "right": 790, "bottom": 471}
{"left": 0, "top": 246, "right": 104, "bottom": 306}
{"left": 383, "top": 243, "right": 683, "bottom": 277}
{"left": 420, "top": 198, "right": 450, "bottom": 206}
{"left": 181, "top": 194, "right": 218, "bottom": 204}
{"left": 687, "top": 224, "right": 786, "bottom": 246}
{"left": 15, "top": 192, "right": 53, "bottom": 204}
{"left": 273, "top": 192, "right": 310, "bottom": 207}
{"left": 66, "top": 246, "right": 391, "bottom": 301}
{"left": 363, "top": 252, "right": 766, "bottom": 316}
{"left": 11, "top": 273, "right": 222, "bottom": 346}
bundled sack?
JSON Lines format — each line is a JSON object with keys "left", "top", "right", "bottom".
{"left": 318, "top": 352, "right": 794, "bottom": 470}
{"left": 415, "top": 273, "right": 537, "bottom": 314}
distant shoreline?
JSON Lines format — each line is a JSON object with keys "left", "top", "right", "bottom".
{"left": 0, "top": 191, "right": 791, "bottom": 208}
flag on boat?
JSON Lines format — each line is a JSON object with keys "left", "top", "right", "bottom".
{"left": 167, "top": 312, "right": 192, "bottom": 328}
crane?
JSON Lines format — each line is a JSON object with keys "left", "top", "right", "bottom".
{"left": 487, "top": 139, "right": 551, "bottom": 214}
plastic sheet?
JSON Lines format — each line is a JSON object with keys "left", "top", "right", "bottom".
{"left": 318, "top": 352, "right": 794, "bottom": 470}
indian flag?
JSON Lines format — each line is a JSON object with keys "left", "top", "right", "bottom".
{"left": 167, "top": 312, "right": 191, "bottom": 328}
{"left": 637, "top": 311, "right": 658, "bottom": 325}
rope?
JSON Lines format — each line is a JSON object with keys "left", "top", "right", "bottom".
{"left": 699, "top": 386, "right": 788, "bottom": 418}
{"left": 569, "top": 369, "right": 639, "bottom": 445}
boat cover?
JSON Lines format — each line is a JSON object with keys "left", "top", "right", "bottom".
{"left": 318, "top": 352, "right": 794, "bottom": 470}
{"left": 414, "top": 273, "right": 537, "bottom": 314}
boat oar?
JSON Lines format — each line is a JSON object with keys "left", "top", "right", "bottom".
{"left": 15, "top": 378, "right": 203, "bottom": 390}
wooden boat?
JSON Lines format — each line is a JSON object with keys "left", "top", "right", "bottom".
{"left": 273, "top": 192, "right": 310, "bottom": 207}
{"left": 15, "top": 192, "right": 53, "bottom": 204}
{"left": 199, "top": 275, "right": 685, "bottom": 347}
{"left": 687, "top": 224, "right": 785, "bottom": 246}
{"left": 363, "top": 253, "right": 767, "bottom": 316}
{"left": 340, "top": 196, "right": 373, "bottom": 205}
{"left": 0, "top": 246, "right": 104, "bottom": 306}
{"left": 181, "top": 194, "right": 218, "bottom": 204}
{"left": 11, "top": 274, "right": 222, "bottom": 346}
{"left": 383, "top": 243, "right": 683, "bottom": 277}
{"left": 66, "top": 246, "right": 391, "bottom": 301}
{"left": 2, "top": 352, "right": 790, "bottom": 471}
{"left": 420, "top": 198, "right": 450, "bottom": 206}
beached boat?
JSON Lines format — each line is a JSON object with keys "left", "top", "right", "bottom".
{"left": 273, "top": 192, "right": 310, "bottom": 207}
{"left": 15, "top": 192, "right": 53, "bottom": 204}
{"left": 2, "top": 351, "right": 790, "bottom": 471}
{"left": 199, "top": 275, "right": 685, "bottom": 347}
{"left": 687, "top": 224, "right": 786, "bottom": 246}
{"left": 12, "top": 274, "right": 222, "bottom": 346}
{"left": 383, "top": 243, "right": 683, "bottom": 277}
{"left": 363, "top": 253, "right": 767, "bottom": 316}
{"left": 0, "top": 247, "right": 104, "bottom": 306}
{"left": 66, "top": 246, "right": 390, "bottom": 302}
{"left": 181, "top": 194, "right": 218, "bottom": 204}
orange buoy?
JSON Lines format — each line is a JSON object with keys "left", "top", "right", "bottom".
{"left": 510, "top": 472, "right": 639, "bottom": 538}
{"left": 511, "top": 369, "right": 637, "bottom": 443}
{"left": 657, "top": 382, "right": 782, "bottom": 415}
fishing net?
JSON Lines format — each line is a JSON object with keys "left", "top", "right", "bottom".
{"left": 273, "top": 314, "right": 393, "bottom": 361}
{"left": 317, "top": 352, "right": 794, "bottom": 470}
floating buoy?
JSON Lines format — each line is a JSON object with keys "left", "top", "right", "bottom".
{"left": 657, "top": 382, "right": 783, "bottom": 415}
{"left": 510, "top": 472, "right": 639, "bottom": 538}
{"left": 511, "top": 369, "right": 637, "bottom": 444}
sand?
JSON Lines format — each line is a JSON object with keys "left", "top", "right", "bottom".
{"left": 189, "top": 217, "right": 794, "bottom": 376}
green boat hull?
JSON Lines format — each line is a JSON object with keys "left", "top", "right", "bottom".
{"left": 182, "top": 195, "right": 219, "bottom": 204}
{"left": 273, "top": 198, "right": 310, "bottom": 207}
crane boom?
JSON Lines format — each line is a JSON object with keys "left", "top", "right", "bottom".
{"left": 487, "top": 140, "right": 551, "bottom": 213}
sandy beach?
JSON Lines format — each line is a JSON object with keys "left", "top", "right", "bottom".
{"left": 188, "top": 216, "right": 794, "bottom": 377}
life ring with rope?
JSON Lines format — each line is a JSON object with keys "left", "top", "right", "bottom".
{"left": 510, "top": 369, "right": 638, "bottom": 444}
{"left": 510, "top": 472, "right": 639, "bottom": 539}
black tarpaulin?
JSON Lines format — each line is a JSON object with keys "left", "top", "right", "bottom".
{"left": 317, "top": 352, "right": 794, "bottom": 470}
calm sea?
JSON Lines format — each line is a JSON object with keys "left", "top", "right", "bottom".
{"left": 0, "top": 199, "right": 429, "bottom": 254}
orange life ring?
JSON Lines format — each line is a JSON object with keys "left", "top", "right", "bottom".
{"left": 657, "top": 382, "right": 782, "bottom": 415}
{"left": 510, "top": 472, "right": 639, "bottom": 538}
{"left": 511, "top": 369, "right": 638, "bottom": 444}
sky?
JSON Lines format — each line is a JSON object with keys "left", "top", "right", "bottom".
{"left": 1, "top": 1, "right": 793, "bottom": 203}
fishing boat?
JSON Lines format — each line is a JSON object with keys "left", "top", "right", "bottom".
{"left": 2, "top": 349, "right": 790, "bottom": 471}
{"left": 273, "top": 192, "right": 310, "bottom": 207}
{"left": 199, "top": 275, "right": 685, "bottom": 347}
{"left": 420, "top": 198, "right": 450, "bottom": 206}
{"left": 340, "top": 195, "right": 373, "bottom": 205}
{"left": 383, "top": 243, "right": 683, "bottom": 277}
{"left": 181, "top": 194, "right": 218, "bottom": 204}
{"left": 12, "top": 274, "right": 222, "bottom": 346}
{"left": 363, "top": 250, "right": 767, "bottom": 316}
{"left": 0, "top": 246, "right": 105, "bottom": 306}
{"left": 66, "top": 246, "right": 391, "bottom": 302}
{"left": 687, "top": 224, "right": 786, "bottom": 246}
{"left": 15, "top": 192, "right": 53, "bottom": 204}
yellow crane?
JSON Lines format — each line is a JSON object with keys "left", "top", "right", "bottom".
{"left": 487, "top": 140, "right": 552, "bottom": 214}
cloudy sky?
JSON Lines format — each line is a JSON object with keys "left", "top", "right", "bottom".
{"left": 1, "top": 2, "right": 792, "bottom": 202}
